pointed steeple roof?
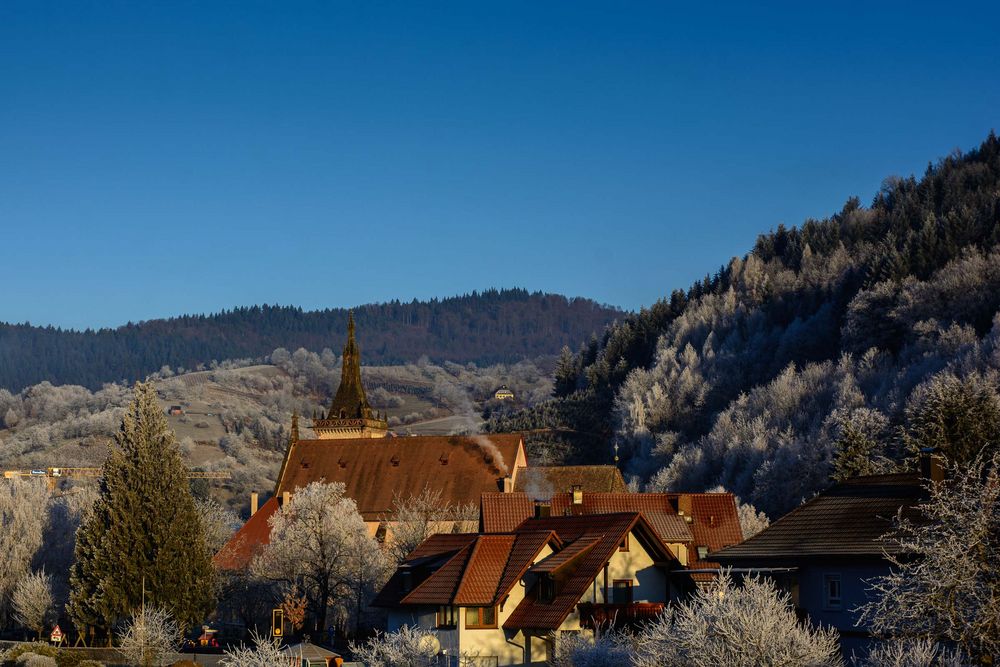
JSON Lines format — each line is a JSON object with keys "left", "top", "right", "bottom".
{"left": 326, "top": 311, "right": 374, "bottom": 420}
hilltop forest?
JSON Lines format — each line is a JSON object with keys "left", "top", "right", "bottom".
{"left": 489, "top": 132, "right": 1000, "bottom": 518}
{"left": 0, "top": 289, "right": 619, "bottom": 392}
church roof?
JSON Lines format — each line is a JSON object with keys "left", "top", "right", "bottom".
{"left": 276, "top": 434, "right": 526, "bottom": 521}
{"left": 324, "top": 311, "right": 382, "bottom": 422}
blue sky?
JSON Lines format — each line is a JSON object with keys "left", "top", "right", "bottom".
{"left": 1, "top": 1, "right": 998, "bottom": 330}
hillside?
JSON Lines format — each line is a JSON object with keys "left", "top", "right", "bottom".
{"left": 0, "top": 352, "right": 554, "bottom": 513}
{"left": 489, "top": 132, "right": 1000, "bottom": 518}
{"left": 0, "top": 288, "right": 620, "bottom": 392}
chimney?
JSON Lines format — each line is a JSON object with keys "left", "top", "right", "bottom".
{"left": 282, "top": 491, "right": 291, "bottom": 507}
{"left": 919, "top": 448, "right": 945, "bottom": 485}
{"left": 534, "top": 502, "right": 551, "bottom": 518}
{"left": 250, "top": 492, "right": 259, "bottom": 516}
{"left": 501, "top": 476, "right": 513, "bottom": 493}
{"left": 571, "top": 485, "right": 583, "bottom": 505}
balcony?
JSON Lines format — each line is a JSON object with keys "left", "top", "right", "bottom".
{"left": 576, "top": 602, "right": 666, "bottom": 629}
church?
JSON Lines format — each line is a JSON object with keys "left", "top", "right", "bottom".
{"left": 214, "top": 314, "right": 531, "bottom": 569}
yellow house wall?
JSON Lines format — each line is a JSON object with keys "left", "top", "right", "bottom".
{"left": 455, "top": 542, "right": 553, "bottom": 666}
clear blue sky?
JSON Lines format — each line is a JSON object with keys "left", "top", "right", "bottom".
{"left": 2, "top": 1, "right": 998, "bottom": 330}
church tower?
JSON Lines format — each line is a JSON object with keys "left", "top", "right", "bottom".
{"left": 312, "top": 312, "right": 389, "bottom": 439}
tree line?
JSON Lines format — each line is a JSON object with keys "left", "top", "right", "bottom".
{"left": 0, "top": 289, "right": 619, "bottom": 392}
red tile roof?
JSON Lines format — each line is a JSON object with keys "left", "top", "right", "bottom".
{"left": 714, "top": 474, "right": 922, "bottom": 562}
{"left": 454, "top": 535, "right": 517, "bottom": 605}
{"left": 278, "top": 434, "right": 525, "bottom": 521}
{"left": 529, "top": 537, "right": 600, "bottom": 574}
{"left": 213, "top": 496, "right": 280, "bottom": 570}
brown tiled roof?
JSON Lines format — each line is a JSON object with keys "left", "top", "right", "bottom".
{"left": 714, "top": 473, "right": 922, "bottom": 562}
{"left": 454, "top": 535, "right": 517, "bottom": 605}
{"left": 529, "top": 537, "right": 600, "bottom": 574}
{"left": 513, "top": 465, "right": 627, "bottom": 495}
{"left": 371, "top": 534, "right": 478, "bottom": 608}
{"left": 277, "top": 434, "right": 525, "bottom": 521}
{"left": 213, "top": 496, "right": 280, "bottom": 570}
{"left": 375, "top": 531, "right": 558, "bottom": 608}
{"left": 503, "top": 513, "right": 682, "bottom": 631}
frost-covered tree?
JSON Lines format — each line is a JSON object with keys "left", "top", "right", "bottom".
{"left": 387, "top": 487, "right": 479, "bottom": 565}
{"left": 253, "top": 481, "right": 374, "bottom": 634}
{"left": 831, "top": 408, "right": 896, "bottom": 482}
{"left": 12, "top": 570, "right": 53, "bottom": 638}
{"left": 858, "top": 451, "right": 1000, "bottom": 662}
{"left": 220, "top": 631, "right": 291, "bottom": 667}
{"left": 550, "top": 628, "right": 633, "bottom": 667}
{"left": 859, "top": 638, "right": 965, "bottom": 667}
{"left": 0, "top": 478, "right": 49, "bottom": 627}
{"left": 195, "top": 499, "right": 242, "bottom": 555}
{"left": 632, "top": 573, "right": 842, "bottom": 667}
{"left": 117, "top": 606, "right": 181, "bottom": 667}
{"left": 349, "top": 626, "right": 441, "bottom": 667}
{"left": 901, "top": 370, "right": 1000, "bottom": 465}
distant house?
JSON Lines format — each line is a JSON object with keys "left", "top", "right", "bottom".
{"left": 494, "top": 385, "right": 515, "bottom": 401}
{"left": 167, "top": 405, "right": 184, "bottom": 416}
{"left": 713, "top": 464, "right": 934, "bottom": 656}
{"left": 481, "top": 490, "right": 744, "bottom": 584}
{"left": 374, "top": 512, "right": 693, "bottom": 666}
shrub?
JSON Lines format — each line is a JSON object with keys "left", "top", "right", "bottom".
{"left": 16, "top": 655, "right": 57, "bottom": 667}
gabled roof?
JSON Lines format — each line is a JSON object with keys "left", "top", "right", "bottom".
{"left": 213, "top": 496, "right": 280, "bottom": 570}
{"left": 374, "top": 530, "right": 559, "bottom": 608}
{"left": 277, "top": 434, "right": 525, "bottom": 521}
{"left": 513, "top": 465, "right": 628, "bottom": 494}
{"left": 714, "top": 473, "right": 923, "bottom": 562}
{"left": 503, "top": 513, "right": 682, "bottom": 631}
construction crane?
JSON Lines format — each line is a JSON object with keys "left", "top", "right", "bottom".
{"left": 3, "top": 467, "right": 230, "bottom": 481}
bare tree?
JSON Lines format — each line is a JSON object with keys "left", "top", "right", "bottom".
{"left": 195, "top": 498, "right": 242, "bottom": 555}
{"left": 220, "top": 630, "right": 294, "bottom": 667}
{"left": 349, "top": 626, "right": 441, "bottom": 667}
{"left": 550, "top": 628, "right": 633, "bottom": 667}
{"left": 632, "top": 572, "right": 842, "bottom": 667}
{"left": 858, "top": 451, "right": 1000, "bottom": 662}
{"left": 0, "top": 479, "right": 49, "bottom": 626}
{"left": 12, "top": 570, "right": 53, "bottom": 639}
{"left": 386, "top": 487, "right": 478, "bottom": 564}
{"left": 252, "top": 481, "right": 373, "bottom": 635}
{"left": 117, "top": 606, "right": 182, "bottom": 667}
{"left": 859, "top": 639, "right": 965, "bottom": 667}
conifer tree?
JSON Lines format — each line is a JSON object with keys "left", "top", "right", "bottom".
{"left": 69, "top": 381, "right": 214, "bottom": 633}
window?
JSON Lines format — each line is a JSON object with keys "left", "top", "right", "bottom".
{"left": 465, "top": 606, "right": 497, "bottom": 629}
{"left": 436, "top": 605, "right": 459, "bottom": 628}
{"left": 619, "top": 534, "right": 629, "bottom": 552}
{"left": 823, "top": 574, "right": 842, "bottom": 610}
{"left": 539, "top": 575, "right": 556, "bottom": 603}
{"left": 612, "top": 580, "right": 634, "bottom": 605}
{"left": 696, "top": 546, "right": 709, "bottom": 560}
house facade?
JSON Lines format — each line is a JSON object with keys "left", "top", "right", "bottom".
{"left": 374, "top": 513, "right": 692, "bottom": 666}
{"left": 713, "top": 472, "right": 926, "bottom": 656}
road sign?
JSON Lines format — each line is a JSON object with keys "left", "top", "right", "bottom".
{"left": 50, "top": 625, "right": 64, "bottom": 644}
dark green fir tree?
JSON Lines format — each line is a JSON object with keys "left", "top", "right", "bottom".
{"left": 69, "top": 381, "right": 215, "bottom": 633}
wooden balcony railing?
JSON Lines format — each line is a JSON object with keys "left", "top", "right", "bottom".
{"left": 576, "top": 602, "right": 666, "bottom": 629}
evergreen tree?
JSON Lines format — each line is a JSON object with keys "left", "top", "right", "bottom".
{"left": 553, "top": 346, "right": 578, "bottom": 397}
{"left": 69, "top": 382, "right": 214, "bottom": 633}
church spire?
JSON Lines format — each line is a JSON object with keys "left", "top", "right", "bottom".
{"left": 311, "top": 312, "right": 388, "bottom": 439}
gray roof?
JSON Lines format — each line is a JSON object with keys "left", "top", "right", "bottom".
{"left": 714, "top": 473, "right": 924, "bottom": 562}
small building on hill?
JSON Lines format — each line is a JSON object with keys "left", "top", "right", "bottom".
{"left": 480, "top": 491, "right": 743, "bottom": 584}
{"left": 494, "top": 385, "right": 515, "bottom": 401}
{"left": 374, "top": 513, "right": 694, "bottom": 666}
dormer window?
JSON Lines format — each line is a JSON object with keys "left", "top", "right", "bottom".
{"left": 697, "top": 546, "right": 709, "bottom": 560}
{"left": 539, "top": 575, "right": 555, "bottom": 603}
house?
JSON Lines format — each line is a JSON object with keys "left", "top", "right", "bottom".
{"left": 373, "top": 512, "right": 693, "bottom": 666}
{"left": 480, "top": 491, "right": 743, "bottom": 584}
{"left": 713, "top": 466, "right": 931, "bottom": 656}
{"left": 494, "top": 385, "right": 515, "bottom": 401}
{"left": 167, "top": 405, "right": 184, "bottom": 416}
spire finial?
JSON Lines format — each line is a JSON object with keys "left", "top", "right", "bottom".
{"left": 348, "top": 310, "right": 355, "bottom": 340}
{"left": 291, "top": 412, "right": 299, "bottom": 441}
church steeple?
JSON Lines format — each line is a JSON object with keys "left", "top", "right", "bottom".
{"left": 311, "top": 312, "right": 388, "bottom": 439}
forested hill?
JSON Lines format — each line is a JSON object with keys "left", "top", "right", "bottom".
{"left": 0, "top": 289, "right": 620, "bottom": 391}
{"left": 490, "top": 132, "right": 1000, "bottom": 518}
